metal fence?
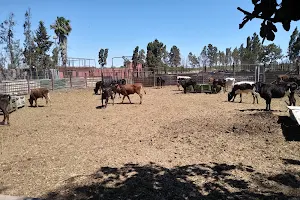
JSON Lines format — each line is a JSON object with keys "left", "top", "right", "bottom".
{"left": 1, "top": 63, "right": 299, "bottom": 95}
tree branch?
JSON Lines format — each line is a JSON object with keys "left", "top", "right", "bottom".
{"left": 237, "top": 7, "right": 281, "bottom": 29}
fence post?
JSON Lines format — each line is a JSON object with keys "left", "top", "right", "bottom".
{"left": 85, "top": 73, "right": 87, "bottom": 88}
{"left": 153, "top": 71, "right": 156, "bottom": 87}
{"left": 27, "top": 75, "right": 30, "bottom": 94}
{"left": 233, "top": 63, "right": 235, "bottom": 78}
{"left": 51, "top": 75, "right": 54, "bottom": 91}
{"left": 70, "top": 74, "right": 72, "bottom": 88}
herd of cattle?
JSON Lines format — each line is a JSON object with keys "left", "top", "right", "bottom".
{"left": 0, "top": 74, "right": 300, "bottom": 126}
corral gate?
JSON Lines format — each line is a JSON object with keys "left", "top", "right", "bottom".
{"left": 255, "top": 65, "right": 265, "bottom": 82}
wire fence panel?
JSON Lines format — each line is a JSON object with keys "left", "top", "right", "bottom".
{"left": 0, "top": 64, "right": 299, "bottom": 95}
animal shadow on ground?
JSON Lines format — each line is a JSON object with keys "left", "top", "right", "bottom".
{"left": 28, "top": 105, "right": 45, "bottom": 108}
{"left": 283, "top": 158, "right": 300, "bottom": 166}
{"left": 41, "top": 162, "right": 299, "bottom": 200}
{"left": 95, "top": 105, "right": 107, "bottom": 109}
{"left": 239, "top": 108, "right": 283, "bottom": 112}
{"left": 277, "top": 116, "right": 300, "bottom": 141}
{"left": 115, "top": 102, "right": 136, "bottom": 104}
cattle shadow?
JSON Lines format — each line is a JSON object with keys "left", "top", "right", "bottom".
{"left": 28, "top": 105, "right": 45, "bottom": 108}
{"left": 95, "top": 105, "right": 108, "bottom": 109}
{"left": 239, "top": 108, "right": 283, "bottom": 112}
{"left": 115, "top": 102, "right": 137, "bottom": 105}
{"left": 277, "top": 116, "right": 300, "bottom": 141}
{"left": 40, "top": 162, "right": 298, "bottom": 200}
{"left": 283, "top": 158, "right": 300, "bottom": 166}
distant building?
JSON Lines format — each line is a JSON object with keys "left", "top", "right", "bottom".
{"left": 57, "top": 61, "right": 143, "bottom": 79}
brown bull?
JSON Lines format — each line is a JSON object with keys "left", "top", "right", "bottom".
{"left": 0, "top": 94, "right": 11, "bottom": 125}
{"left": 28, "top": 88, "right": 51, "bottom": 107}
{"left": 116, "top": 83, "right": 146, "bottom": 104}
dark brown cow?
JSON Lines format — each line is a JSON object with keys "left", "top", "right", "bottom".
{"left": 276, "top": 75, "right": 290, "bottom": 83}
{"left": 116, "top": 83, "right": 146, "bottom": 104}
{"left": 28, "top": 88, "right": 50, "bottom": 107}
{"left": 0, "top": 94, "right": 11, "bottom": 125}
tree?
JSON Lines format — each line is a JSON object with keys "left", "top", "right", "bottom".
{"left": 239, "top": 33, "right": 262, "bottom": 64}
{"left": 218, "top": 51, "right": 225, "bottom": 66}
{"left": 0, "top": 13, "right": 22, "bottom": 69}
{"left": 146, "top": 39, "right": 164, "bottom": 72}
{"left": 207, "top": 44, "right": 214, "bottom": 67}
{"left": 225, "top": 48, "right": 232, "bottom": 66}
{"left": 34, "top": 21, "right": 53, "bottom": 70}
{"left": 50, "top": 16, "right": 72, "bottom": 74}
{"left": 249, "top": 33, "right": 262, "bottom": 64}
{"left": 187, "top": 52, "right": 199, "bottom": 68}
{"left": 259, "top": 43, "right": 282, "bottom": 63}
{"left": 138, "top": 49, "right": 146, "bottom": 67}
{"left": 288, "top": 27, "right": 300, "bottom": 62}
{"left": 23, "top": 8, "right": 36, "bottom": 70}
{"left": 238, "top": 0, "right": 300, "bottom": 42}
{"left": 232, "top": 47, "right": 240, "bottom": 65}
{"left": 207, "top": 44, "right": 218, "bottom": 67}
{"left": 200, "top": 46, "right": 209, "bottom": 68}
{"left": 0, "top": 51, "right": 6, "bottom": 79}
{"left": 98, "top": 48, "right": 109, "bottom": 67}
{"left": 169, "top": 45, "right": 181, "bottom": 69}
{"left": 132, "top": 46, "right": 139, "bottom": 70}
{"left": 161, "top": 45, "right": 169, "bottom": 73}
{"left": 52, "top": 47, "right": 59, "bottom": 68}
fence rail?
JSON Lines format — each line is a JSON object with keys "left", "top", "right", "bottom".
{"left": 0, "top": 67, "right": 299, "bottom": 95}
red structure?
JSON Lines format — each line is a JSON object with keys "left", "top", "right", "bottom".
{"left": 58, "top": 61, "right": 143, "bottom": 79}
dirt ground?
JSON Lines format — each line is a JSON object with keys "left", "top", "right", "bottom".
{"left": 1, "top": 86, "right": 300, "bottom": 199}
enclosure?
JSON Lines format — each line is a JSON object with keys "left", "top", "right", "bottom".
{"left": 0, "top": 86, "right": 300, "bottom": 199}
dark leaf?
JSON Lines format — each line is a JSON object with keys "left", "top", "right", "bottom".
{"left": 266, "top": 30, "right": 275, "bottom": 41}
{"left": 282, "top": 21, "right": 291, "bottom": 31}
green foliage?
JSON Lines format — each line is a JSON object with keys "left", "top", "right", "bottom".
{"left": 288, "top": 27, "right": 300, "bottom": 62}
{"left": 23, "top": 8, "right": 35, "bottom": 69}
{"left": 207, "top": 44, "right": 218, "bottom": 66}
{"left": 218, "top": 51, "right": 225, "bottom": 66}
{"left": 238, "top": 0, "right": 300, "bottom": 42}
{"left": 188, "top": 52, "right": 199, "bottom": 68}
{"left": 132, "top": 46, "right": 139, "bottom": 70}
{"left": 52, "top": 47, "right": 59, "bottom": 67}
{"left": 169, "top": 45, "right": 181, "bottom": 67}
{"left": 225, "top": 48, "right": 232, "bottom": 66}
{"left": 98, "top": 48, "right": 109, "bottom": 67}
{"left": 232, "top": 47, "right": 240, "bottom": 65}
{"left": 238, "top": 33, "right": 262, "bottom": 64}
{"left": 34, "top": 21, "right": 53, "bottom": 69}
{"left": 0, "top": 13, "right": 23, "bottom": 69}
{"left": 146, "top": 39, "right": 164, "bottom": 71}
{"left": 50, "top": 16, "right": 72, "bottom": 67}
{"left": 259, "top": 43, "right": 282, "bottom": 63}
{"left": 138, "top": 49, "right": 146, "bottom": 66}
{"left": 200, "top": 46, "right": 209, "bottom": 66}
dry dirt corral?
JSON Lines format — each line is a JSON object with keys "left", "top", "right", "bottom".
{"left": 1, "top": 86, "right": 300, "bottom": 199}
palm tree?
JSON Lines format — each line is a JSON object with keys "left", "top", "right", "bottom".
{"left": 50, "top": 17, "right": 72, "bottom": 77}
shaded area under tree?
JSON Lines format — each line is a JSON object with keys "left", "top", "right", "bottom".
{"left": 41, "top": 162, "right": 300, "bottom": 200}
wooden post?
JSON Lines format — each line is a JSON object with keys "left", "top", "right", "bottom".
{"left": 85, "top": 73, "right": 87, "bottom": 88}
{"left": 51, "top": 75, "right": 54, "bottom": 91}
{"left": 233, "top": 63, "right": 235, "bottom": 78}
{"left": 70, "top": 74, "right": 72, "bottom": 88}
{"left": 27, "top": 75, "right": 30, "bottom": 94}
{"left": 153, "top": 70, "right": 156, "bottom": 87}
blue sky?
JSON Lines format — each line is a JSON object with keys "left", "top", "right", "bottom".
{"left": 0, "top": 0, "right": 296, "bottom": 67}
